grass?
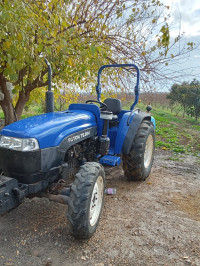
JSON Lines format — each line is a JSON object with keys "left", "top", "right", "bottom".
{"left": 0, "top": 106, "right": 43, "bottom": 120}
{"left": 0, "top": 110, "right": 4, "bottom": 119}
{"left": 151, "top": 108, "right": 200, "bottom": 157}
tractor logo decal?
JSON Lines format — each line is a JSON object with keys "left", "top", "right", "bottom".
{"left": 68, "top": 131, "right": 91, "bottom": 143}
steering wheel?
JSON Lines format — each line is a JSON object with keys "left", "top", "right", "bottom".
{"left": 85, "top": 100, "right": 107, "bottom": 111}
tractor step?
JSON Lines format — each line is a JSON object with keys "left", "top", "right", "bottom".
{"left": 99, "top": 155, "right": 121, "bottom": 166}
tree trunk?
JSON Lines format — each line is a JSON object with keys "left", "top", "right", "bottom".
{"left": 0, "top": 73, "right": 16, "bottom": 126}
{"left": 15, "top": 90, "right": 30, "bottom": 119}
{"left": 0, "top": 100, "right": 16, "bottom": 126}
{"left": 0, "top": 70, "right": 32, "bottom": 125}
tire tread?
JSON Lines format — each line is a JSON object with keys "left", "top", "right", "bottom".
{"left": 122, "top": 120, "right": 155, "bottom": 181}
{"left": 67, "top": 162, "right": 105, "bottom": 239}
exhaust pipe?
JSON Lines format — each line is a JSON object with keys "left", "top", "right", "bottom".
{"left": 45, "top": 58, "right": 54, "bottom": 113}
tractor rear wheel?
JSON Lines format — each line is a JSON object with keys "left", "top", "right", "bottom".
{"left": 67, "top": 162, "right": 105, "bottom": 239}
{"left": 122, "top": 120, "right": 155, "bottom": 181}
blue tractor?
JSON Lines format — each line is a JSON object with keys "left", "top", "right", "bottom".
{"left": 0, "top": 64, "right": 155, "bottom": 239}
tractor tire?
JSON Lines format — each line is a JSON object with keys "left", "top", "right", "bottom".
{"left": 122, "top": 120, "right": 155, "bottom": 181}
{"left": 67, "top": 162, "right": 105, "bottom": 239}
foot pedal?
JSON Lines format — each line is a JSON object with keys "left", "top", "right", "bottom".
{"left": 99, "top": 155, "right": 121, "bottom": 166}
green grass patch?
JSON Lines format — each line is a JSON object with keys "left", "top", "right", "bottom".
{"left": 0, "top": 110, "right": 4, "bottom": 119}
{"left": 192, "top": 124, "right": 200, "bottom": 131}
{"left": 151, "top": 108, "right": 199, "bottom": 156}
{"left": 152, "top": 109, "right": 183, "bottom": 123}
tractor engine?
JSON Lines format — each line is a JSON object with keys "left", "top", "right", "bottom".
{"left": 62, "top": 137, "right": 97, "bottom": 182}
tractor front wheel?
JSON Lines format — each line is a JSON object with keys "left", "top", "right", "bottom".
{"left": 67, "top": 162, "right": 105, "bottom": 239}
{"left": 122, "top": 120, "right": 155, "bottom": 181}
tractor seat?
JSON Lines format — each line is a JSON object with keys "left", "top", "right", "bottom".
{"left": 104, "top": 98, "right": 122, "bottom": 122}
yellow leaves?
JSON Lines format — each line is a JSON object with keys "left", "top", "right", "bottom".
{"left": 55, "top": 15, "right": 59, "bottom": 25}
{"left": 48, "top": 1, "right": 53, "bottom": 10}
{"left": 37, "top": 38, "right": 43, "bottom": 44}
{"left": 187, "top": 42, "right": 195, "bottom": 50}
{"left": 121, "top": 96, "right": 126, "bottom": 102}
{"left": 55, "top": 87, "right": 79, "bottom": 109}
{"left": 101, "top": 94, "right": 106, "bottom": 102}
{"left": 61, "top": 20, "right": 68, "bottom": 28}
{"left": 26, "top": 87, "right": 46, "bottom": 107}
{"left": 160, "top": 25, "right": 170, "bottom": 50}
{"left": 152, "top": 18, "right": 156, "bottom": 24}
{"left": 49, "top": 39, "right": 54, "bottom": 45}
{"left": 3, "top": 41, "right": 11, "bottom": 49}
{"left": 38, "top": 43, "right": 43, "bottom": 52}
{"left": 52, "top": 0, "right": 59, "bottom": 5}
{"left": 16, "top": 33, "right": 23, "bottom": 41}
{"left": 141, "top": 51, "right": 146, "bottom": 56}
{"left": 56, "top": 45, "right": 61, "bottom": 53}
{"left": 50, "top": 31, "right": 57, "bottom": 38}
{"left": 68, "top": 58, "right": 73, "bottom": 67}
{"left": 42, "top": 3, "right": 46, "bottom": 9}
{"left": 68, "top": 58, "right": 75, "bottom": 67}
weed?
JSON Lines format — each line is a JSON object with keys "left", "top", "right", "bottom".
{"left": 150, "top": 107, "right": 199, "bottom": 156}
{"left": 0, "top": 111, "right": 4, "bottom": 119}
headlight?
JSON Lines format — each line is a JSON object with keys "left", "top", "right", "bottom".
{"left": 0, "top": 136, "right": 39, "bottom": 151}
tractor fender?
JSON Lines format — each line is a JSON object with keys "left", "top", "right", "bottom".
{"left": 122, "top": 112, "right": 151, "bottom": 155}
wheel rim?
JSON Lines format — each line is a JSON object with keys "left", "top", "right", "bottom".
{"left": 144, "top": 134, "right": 154, "bottom": 169}
{"left": 89, "top": 175, "right": 104, "bottom": 227}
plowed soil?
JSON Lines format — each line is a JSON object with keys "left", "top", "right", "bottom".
{"left": 0, "top": 149, "right": 200, "bottom": 266}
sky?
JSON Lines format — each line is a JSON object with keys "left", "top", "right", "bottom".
{"left": 165, "top": 0, "right": 200, "bottom": 38}
{"left": 162, "top": 0, "right": 200, "bottom": 88}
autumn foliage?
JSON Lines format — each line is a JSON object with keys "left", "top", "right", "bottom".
{"left": 0, "top": 0, "right": 194, "bottom": 125}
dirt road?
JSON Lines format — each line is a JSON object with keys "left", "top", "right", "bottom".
{"left": 0, "top": 150, "right": 200, "bottom": 266}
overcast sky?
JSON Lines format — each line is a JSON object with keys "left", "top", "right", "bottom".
{"left": 165, "top": 0, "right": 200, "bottom": 37}
{"left": 162, "top": 0, "right": 200, "bottom": 88}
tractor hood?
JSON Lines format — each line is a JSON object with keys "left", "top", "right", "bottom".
{"left": 0, "top": 110, "right": 97, "bottom": 148}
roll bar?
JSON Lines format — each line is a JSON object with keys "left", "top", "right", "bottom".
{"left": 96, "top": 64, "right": 140, "bottom": 111}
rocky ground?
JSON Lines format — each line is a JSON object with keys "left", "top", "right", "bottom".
{"left": 0, "top": 149, "right": 200, "bottom": 266}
